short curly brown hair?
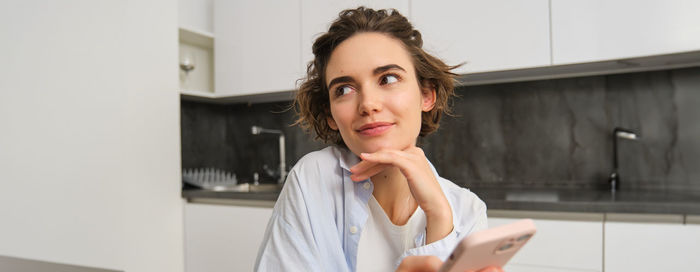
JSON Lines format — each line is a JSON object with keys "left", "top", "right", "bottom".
{"left": 293, "top": 6, "right": 458, "bottom": 146}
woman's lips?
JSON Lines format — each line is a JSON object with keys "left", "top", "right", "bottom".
{"left": 357, "top": 122, "right": 394, "bottom": 136}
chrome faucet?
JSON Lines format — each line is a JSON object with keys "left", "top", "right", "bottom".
{"left": 251, "top": 126, "right": 287, "bottom": 184}
{"left": 609, "top": 127, "right": 640, "bottom": 192}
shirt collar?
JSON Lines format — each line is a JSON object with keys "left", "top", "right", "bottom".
{"left": 334, "top": 146, "right": 360, "bottom": 172}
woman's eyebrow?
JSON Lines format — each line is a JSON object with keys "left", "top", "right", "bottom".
{"left": 327, "top": 64, "right": 405, "bottom": 89}
{"left": 327, "top": 76, "right": 356, "bottom": 89}
{"left": 373, "top": 64, "right": 406, "bottom": 75}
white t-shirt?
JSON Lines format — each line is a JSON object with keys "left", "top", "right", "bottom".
{"left": 356, "top": 195, "right": 426, "bottom": 272}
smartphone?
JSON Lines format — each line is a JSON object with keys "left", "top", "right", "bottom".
{"left": 439, "top": 219, "right": 537, "bottom": 272}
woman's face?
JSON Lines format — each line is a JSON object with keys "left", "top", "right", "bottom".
{"left": 325, "top": 32, "right": 436, "bottom": 156}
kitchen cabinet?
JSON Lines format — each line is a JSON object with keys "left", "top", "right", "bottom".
{"left": 196, "top": 1, "right": 700, "bottom": 100}
{"left": 184, "top": 205, "right": 605, "bottom": 272}
{"left": 604, "top": 219, "right": 700, "bottom": 271}
{"left": 300, "top": 0, "right": 410, "bottom": 71}
{"left": 410, "top": 0, "right": 551, "bottom": 74}
{"left": 214, "top": 0, "right": 302, "bottom": 97}
{"left": 179, "top": 0, "right": 214, "bottom": 95}
{"left": 179, "top": 0, "right": 213, "bottom": 34}
{"left": 551, "top": 0, "right": 700, "bottom": 65}
{"left": 179, "top": 33, "right": 214, "bottom": 95}
{"left": 183, "top": 201, "right": 700, "bottom": 272}
{"left": 489, "top": 216, "right": 603, "bottom": 272}
{"left": 184, "top": 202, "right": 273, "bottom": 272}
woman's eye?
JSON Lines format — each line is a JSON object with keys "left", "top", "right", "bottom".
{"left": 335, "top": 85, "right": 354, "bottom": 97}
{"left": 380, "top": 74, "right": 399, "bottom": 85}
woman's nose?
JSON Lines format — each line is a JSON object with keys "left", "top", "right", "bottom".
{"left": 358, "top": 87, "right": 383, "bottom": 116}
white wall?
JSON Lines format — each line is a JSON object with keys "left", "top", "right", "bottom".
{"left": 0, "top": 1, "right": 183, "bottom": 271}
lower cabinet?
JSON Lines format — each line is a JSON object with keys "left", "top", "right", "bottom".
{"left": 489, "top": 216, "right": 603, "bottom": 272}
{"left": 184, "top": 202, "right": 273, "bottom": 272}
{"left": 184, "top": 203, "right": 698, "bottom": 272}
{"left": 604, "top": 220, "right": 700, "bottom": 272}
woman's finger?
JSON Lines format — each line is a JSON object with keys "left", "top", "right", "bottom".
{"left": 350, "top": 162, "right": 390, "bottom": 181}
{"left": 349, "top": 159, "right": 378, "bottom": 175}
{"left": 477, "top": 266, "right": 504, "bottom": 272}
{"left": 362, "top": 150, "right": 432, "bottom": 183}
{"left": 350, "top": 149, "right": 412, "bottom": 180}
{"left": 395, "top": 255, "right": 442, "bottom": 272}
{"left": 359, "top": 150, "right": 413, "bottom": 171}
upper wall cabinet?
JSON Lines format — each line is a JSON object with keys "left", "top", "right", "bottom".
{"left": 179, "top": 0, "right": 213, "bottom": 34}
{"left": 411, "top": 0, "right": 551, "bottom": 74}
{"left": 300, "top": 0, "right": 409, "bottom": 71}
{"left": 179, "top": 0, "right": 214, "bottom": 95}
{"left": 214, "top": 0, "right": 302, "bottom": 96}
{"left": 551, "top": 0, "right": 700, "bottom": 65}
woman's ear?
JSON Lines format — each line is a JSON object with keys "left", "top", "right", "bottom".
{"left": 421, "top": 86, "right": 437, "bottom": 112}
{"left": 327, "top": 116, "right": 339, "bottom": 130}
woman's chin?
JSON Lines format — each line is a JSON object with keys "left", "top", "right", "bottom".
{"left": 349, "top": 141, "right": 413, "bottom": 155}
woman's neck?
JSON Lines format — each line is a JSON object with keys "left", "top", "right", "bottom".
{"left": 370, "top": 166, "right": 418, "bottom": 226}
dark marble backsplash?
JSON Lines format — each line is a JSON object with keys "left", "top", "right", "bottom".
{"left": 181, "top": 67, "right": 700, "bottom": 191}
{"left": 181, "top": 101, "right": 326, "bottom": 184}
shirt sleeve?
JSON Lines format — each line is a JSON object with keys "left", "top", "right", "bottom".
{"left": 397, "top": 192, "right": 488, "bottom": 263}
{"left": 254, "top": 169, "right": 322, "bottom": 272}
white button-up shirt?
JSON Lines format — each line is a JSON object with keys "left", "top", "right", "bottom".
{"left": 255, "top": 146, "right": 487, "bottom": 272}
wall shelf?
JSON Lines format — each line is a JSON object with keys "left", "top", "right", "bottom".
{"left": 179, "top": 26, "right": 214, "bottom": 49}
{"left": 180, "top": 89, "right": 295, "bottom": 104}
{"left": 179, "top": 26, "right": 214, "bottom": 95}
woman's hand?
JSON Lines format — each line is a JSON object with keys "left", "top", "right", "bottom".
{"left": 395, "top": 256, "right": 504, "bottom": 272}
{"left": 395, "top": 255, "right": 442, "bottom": 272}
{"left": 349, "top": 146, "right": 453, "bottom": 244}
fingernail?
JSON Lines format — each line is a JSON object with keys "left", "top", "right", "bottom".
{"left": 360, "top": 152, "right": 370, "bottom": 157}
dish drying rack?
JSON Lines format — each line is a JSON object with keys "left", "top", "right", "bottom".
{"left": 182, "top": 168, "right": 238, "bottom": 191}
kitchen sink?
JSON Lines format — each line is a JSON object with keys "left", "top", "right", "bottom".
{"left": 249, "top": 183, "right": 284, "bottom": 193}
{"left": 205, "top": 183, "right": 283, "bottom": 193}
{"left": 505, "top": 191, "right": 560, "bottom": 202}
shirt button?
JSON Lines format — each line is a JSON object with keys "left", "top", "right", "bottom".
{"left": 363, "top": 182, "right": 371, "bottom": 190}
{"left": 350, "top": 226, "right": 358, "bottom": 234}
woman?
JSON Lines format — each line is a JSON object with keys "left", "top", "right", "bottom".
{"left": 255, "top": 7, "right": 498, "bottom": 272}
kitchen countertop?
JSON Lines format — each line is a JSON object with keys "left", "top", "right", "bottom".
{"left": 182, "top": 186, "right": 700, "bottom": 215}
{"left": 0, "top": 255, "right": 120, "bottom": 272}
{"left": 183, "top": 188, "right": 281, "bottom": 202}
{"left": 469, "top": 187, "right": 700, "bottom": 215}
